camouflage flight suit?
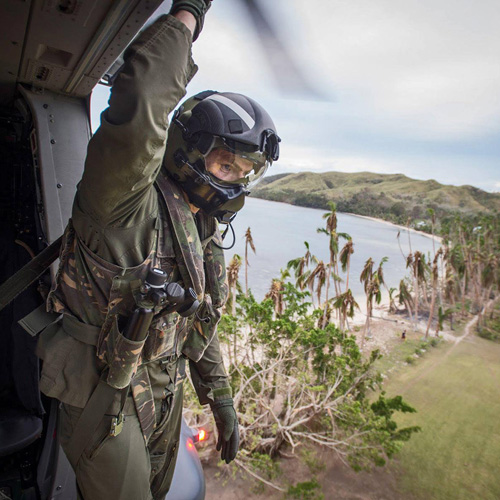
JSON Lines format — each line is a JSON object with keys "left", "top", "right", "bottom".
{"left": 36, "top": 15, "right": 230, "bottom": 500}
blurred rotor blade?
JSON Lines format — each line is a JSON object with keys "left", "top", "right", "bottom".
{"left": 241, "top": 0, "right": 325, "bottom": 99}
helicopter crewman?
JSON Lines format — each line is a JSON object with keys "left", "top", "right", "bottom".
{"left": 35, "top": 0, "right": 280, "bottom": 498}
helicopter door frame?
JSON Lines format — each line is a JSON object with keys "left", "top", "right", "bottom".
{"left": 18, "top": 85, "right": 90, "bottom": 278}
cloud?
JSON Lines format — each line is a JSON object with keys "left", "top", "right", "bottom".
{"left": 191, "top": 2, "right": 276, "bottom": 95}
{"left": 286, "top": 0, "right": 500, "bottom": 140}
{"left": 89, "top": 1, "right": 500, "bottom": 194}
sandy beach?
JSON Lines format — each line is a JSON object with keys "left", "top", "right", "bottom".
{"left": 344, "top": 211, "right": 443, "bottom": 244}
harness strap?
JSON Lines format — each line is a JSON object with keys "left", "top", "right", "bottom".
{"left": 18, "top": 303, "right": 61, "bottom": 337}
{"left": 64, "top": 374, "right": 123, "bottom": 467}
{"left": 0, "top": 236, "right": 63, "bottom": 312}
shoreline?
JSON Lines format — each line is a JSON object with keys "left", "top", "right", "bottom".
{"left": 250, "top": 195, "right": 442, "bottom": 244}
{"left": 343, "top": 212, "right": 442, "bottom": 244}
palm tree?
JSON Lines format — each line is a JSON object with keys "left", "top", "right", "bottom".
{"left": 318, "top": 202, "right": 350, "bottom": 324}
{"left": 478, "top": 252, "right": 498, "bottom": 330}
{"left": 360, "top": 258, "right": 375, "bottom": 341}
{"left": 265, "top": 278, "right": 285, "bottom": 316}
{"left": 306, "top": 260, "right": 327, "bottom": 307}
{"left": 332, "top": 289, "right": 359, "bottom": 331}
{"left": 398, "top": 279, "right": 414, "bottom": 322}
{"left": 388, "top": 287, "right": 398, "bottom": 313}
{"left": 323, "top": 201, "right": 338, "bottom": 234}
{"left": 396, "top": 230, "right": 407, "bottom": 260}
{"left": 376, "top": 256, "right": 388, "bottom": 293}
{"left": 359, "top": 257, "right": 386, "bottom": 343}
{"left": 318, "top": 202, "right": 339, "bottom": 302}
{"left": 339, "top": 239, "right": 354, "bottom": 292}
{"left": 226, "top": 254, "right": 242, "bottom": 316}
{"left": 427, "top": 207, "right": 437, "bottom": 257}
{"left": 287, "top": 241, "right": 313, "bottom": 291}
{"left": 406, "top": 217, "right": 413, "bottom": 254}
{"left": 439, "top": 242, "right": 449, "bottom": 306}
{"left": 425, "top": 249, "right": 441, "bottom": 338}
{"left": 457, "top": 223, "right": 473, "bottom": 317}
{"left": 407, "top": 250, "right": 426, "bottom": 329}
{"left": 225, "top": 254, "right": 242, "bottom": 364}
{"left": 244, "top": 227, "right": 256, "bottom": 296}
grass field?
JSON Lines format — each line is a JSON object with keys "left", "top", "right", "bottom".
{"left": 383, "top": 332, "right": 500, "bottom": 500}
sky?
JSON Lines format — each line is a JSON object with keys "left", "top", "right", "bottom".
{"left": 91, "top": 0, "right": 500, "bottom": 192}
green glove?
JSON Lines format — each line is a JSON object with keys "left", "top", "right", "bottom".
{"left": 170, "top": 0, "right": 212, "bottom": 41}
{"left": 211, "top": 399, "right": 239, "bottom": 464}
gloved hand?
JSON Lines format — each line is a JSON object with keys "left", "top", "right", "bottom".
{"left": 211, "top": 399, "right": 239, "bottom": 464}
{"left": 170, "top": 0, "right": 212, "bottom": 41}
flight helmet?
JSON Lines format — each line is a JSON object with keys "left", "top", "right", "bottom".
{"left": 163, "top": 90, "right": 280, "bottom": 223}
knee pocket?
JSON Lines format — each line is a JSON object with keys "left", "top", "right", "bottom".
{"left": 150, "top": 441, "right": 179, "bottom": 498}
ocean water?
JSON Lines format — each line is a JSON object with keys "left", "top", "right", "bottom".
{"left": 225, "top": 197, "right": 437, "bottom": 303}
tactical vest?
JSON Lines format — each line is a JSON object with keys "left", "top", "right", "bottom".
{"left": 38, "top": 174, "right": 228, "bottom": 441}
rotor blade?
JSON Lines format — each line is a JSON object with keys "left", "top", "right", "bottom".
{"left": 241, "top": 0, "right": 325, "bottom": 99}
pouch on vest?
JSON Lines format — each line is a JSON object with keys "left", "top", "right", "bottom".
{"left": 105, "top": 315, "right": 147, "bottom": 390}
{"left": 36, "top": 317, "right": 101, "bottom": 408}
{"left": 181, "top": 296, "right": 221, "bottom": 362}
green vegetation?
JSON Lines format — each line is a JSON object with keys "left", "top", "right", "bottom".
{"left": 191, "top": 200, "right": 499, "bottom": 497}
{"left": 186, "top": 279, "right": 420, "bottom": 491}
{"left": 220, "top": 284, "right": 419, "bottom": 470}
{"left": 253, "top": 171, "right": 500, "bottom": 228}
{"left": 384, "top": 335, "right": 500, "bottom": 500}
{"left": 477, "top": 302, "right": 500, "bottom": 342}
{"left": 286, "top": 478, "right": 323, "bottom": 500}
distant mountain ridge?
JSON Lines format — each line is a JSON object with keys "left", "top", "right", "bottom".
{"left": 251, "top": 171, "right": 500, "bottom": 226}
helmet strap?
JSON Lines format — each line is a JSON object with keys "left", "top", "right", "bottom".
{"left": 213, "top": 222, "right": 236, "bottom": 250}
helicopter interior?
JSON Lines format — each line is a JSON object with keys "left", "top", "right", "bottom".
{"left": 0, "top": 1, "right": 166, "bottom": 497}
{"left": 0, "top": 0, "right": 304, "bottom": 497}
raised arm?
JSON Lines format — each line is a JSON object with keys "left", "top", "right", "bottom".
{"left": 76, "top": 12, "right": 197, "bottom": 226}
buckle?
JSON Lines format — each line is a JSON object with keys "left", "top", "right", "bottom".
{"left": 160, "top": 355, "right": 177, "bottom": 367}
{"left": 109, "top": 412, "right": 125, "bottom": 437}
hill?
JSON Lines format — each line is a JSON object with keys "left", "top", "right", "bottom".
{"left": 252, "top": 171, "right": 500, "bottom": 228}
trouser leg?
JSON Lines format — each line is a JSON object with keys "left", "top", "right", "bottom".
{"left": 59, "top": 403, "right": 152, "bottom": 500}
{"left": 58, "top": 357, "right": 185, "bottom": 500}
{"left": 148, "top": 360, "right": 184, "bottom": 500}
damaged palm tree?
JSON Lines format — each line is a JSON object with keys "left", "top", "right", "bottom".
{"left": 226, "top": 254, "right": 242, "bottom": 316}
{"left": 185, "top": 281, "right": 420, "bottom": 490}
{"left": 244, "top": 227, "right": 256, "bottom": 296}
{"left": 360, "top": 257, "right": 387, "bottom": 344}
{"left": 332, "top": 289, "right": 359, "bottom": 332}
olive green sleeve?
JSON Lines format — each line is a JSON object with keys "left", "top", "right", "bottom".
{"left": 77, "top": 14, "right": 198, "bottom": 227}
{"left": 189, "top": 331, "right": 232, "bottom": 406}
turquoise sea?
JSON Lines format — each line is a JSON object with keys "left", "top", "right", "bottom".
{"left": 226, "top": 197, "right": 437, "bottom": 303}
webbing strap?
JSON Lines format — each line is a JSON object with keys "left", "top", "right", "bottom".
{"left": 64, "top": 377, "right": 121, "bottom": 467}
{"left": 18, "top": 303, "right": 61, "bottom": 337}
{"left": 62, "top": 314, "right": 100, "bottom": 346}
{"left": 0, "top": 236, "right": 63, "bottom": 312}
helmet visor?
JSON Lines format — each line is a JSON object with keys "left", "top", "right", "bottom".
{"left": 204, "top": 140, "right": 270, "bottom": 189}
